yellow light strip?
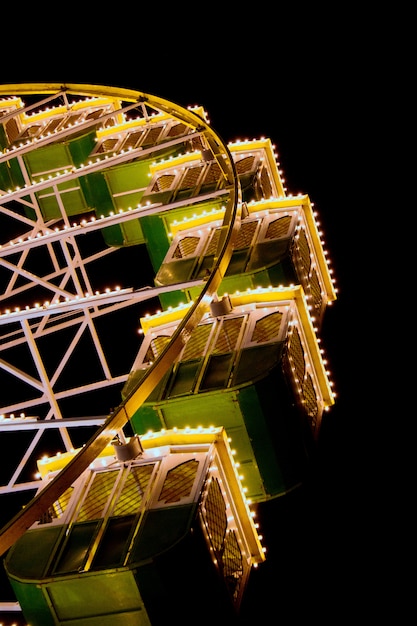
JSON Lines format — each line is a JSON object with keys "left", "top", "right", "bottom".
{"left": 0, "top": 96, "right": 23, "bottom": 108}
{"left": 37, "top": 428, "right": 224, "bottom": 475}
{"left": 168, "top": 205, "right": 226, "bottom": 237}
{"left": 96, "top": 105, "right": 207, "bottom": 139}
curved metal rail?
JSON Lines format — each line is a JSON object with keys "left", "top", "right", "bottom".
{"left": 0, "top": 83, "right": 241, "bottom": 555}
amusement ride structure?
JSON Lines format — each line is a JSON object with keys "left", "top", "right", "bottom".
{"left": 0, "top": 83, "right": 337, "bottom": 625}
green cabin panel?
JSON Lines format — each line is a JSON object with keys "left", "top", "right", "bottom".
{"left": 81, "top": 171, "right": 114, "bottom": 215}
{"left": 24, "top": 142, "right": 73, "bottom": 177}
{"left": 120, "top": 218, "right": 146, "bottom": 246}
{"left": 104, "top": 160, "right": 151, "bottom": 197}
{"left": 156, "top": 257, "right": 197, "bottom": 288}
{"left": 98, "top": 159, "right": 158, "bottom": 246}
{"left": 5, "top": 525, "right": 64, "bottom": 579}
{"left": 36, "top": 182, "right": 88, "bottom": 220}
{"left": 22, "top": 131, "right": 95, "bottom": 177}
{"left": 0, "top": 123, "right": 8, "bottom": 150}
{"left": 53, "top": 520, "right": 100, "bottom": 574}
{"left": 0, "top": 157, "right": 25, "bottom": 192}
{"left": 7, "top": 578, "right": 56, "bottom": 626}
{"left": 80, "top": 170, "right": 132, "bottom": 246}
{"left": 129, "top": 402, "right": 164, "bottom": 433}
{"left": 180, "top": 263, "right": 294, "bottom": 306}
{"left": 21, "top": 134, "right": 100, "bottom": 220}
{"left": 67, "top": 132, "right": 97, "bottom": 167}
{"left": 254, "top": 372, "right": 313, "bottom": 487}
{"left": 23, "top": 132, "right": 97, "bottom": 217}
{"left": 132, "top": 391, "right": 243, "bottom": 431}
{"left": 47, "top": 571, "right": 147, "bottom": 622}
{"left": 99, "top": 223, "right": 125, "bottom": 246}
{"left": 140, "top": 215, "right": 171, "bottom": 272}
{"left": 168, "top": 359, "right": 202, "bottom": 396}
{"left": 158, "top": 289, "right": 193, "bottom": 310}
{"left": 8, "top": 569, "right": 151, "bottom": 626}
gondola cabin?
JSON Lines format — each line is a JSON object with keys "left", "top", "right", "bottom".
{"left": 155, "top": 196, "right": 336, "bottom": 326}
{"left": 4, "top": 427, "right": 264, "bottom": 625}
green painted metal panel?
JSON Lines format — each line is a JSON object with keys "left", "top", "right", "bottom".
{"left": 18, "top": 132, "right": 99, "bottom": 221}
{"left": 47, "top": 570, "right": 149, "bottom": 623}
{"left": 224, "top": 248, "right": 251, "bottom": 276}
{"left": 37, "top": 183, "right": 88, "bottom": 220}
{"left": 99, "top": 223, "right": 125, "bottom": 246}
{"left": 131, "top": 392, "right": 235, "bottom": 436}
{"left": 219, "top": 273, "right": 257, "bottom": 296}
{"left": 57, "top": 612, "right": 150, "bottom": 626}
{"left": 119, "top": 218, "right": 145, "bottom": 245}
{"left": 67, "top": 132, "right": 97, "bottom": 168}
{"left": 81, "top": 171, "right": 114, "bottom": 215}
{"left": 97, "top": 218, "right": 146, "bottom": 247}
{"left": 231, "top": 373, "right": 307, "bottom": 499}
{"left": 238, "top": 384, "right": 287, "bottom": 497}
{"left": 158, "top": 287, "right": 193, "bottom": 310}
{"left": 134, "top": 523, "right": 239, "bottom": 624}
{"left": 61, "top": 612, "right": 150, "bottom": 626}
{"left": 18, "top": 129, "right": 95, "bottom": 177}
{"left": 252, "top": 371, "right": 311, "bottom": 493}
{"left": 247, "top": 238, "right": 292, "bottom": 271}
{"left": 24, "top": 142, "right": 72, "bottom": 176}
{"left": 0, "top": 158, "right": 25, "bottom": 192}
{"left": 159, "top": 392, "right": 245, "bottom": 431}
{"left": 7, "top": 578, "right": 55, "bottom": 626}
{"left": 0, "top": 123, "right": 8, "bottom": 149}
{"left": 104, "top": 159, "right": 152, "bottom": 195}
{"left": 130, "top": 403, "right": 164, "bottom": 433}
{"left": 79, "top": 170, "right": 142, "bottom": 246}
{"left": 187, "top": 250, "right": 298, "bottom": 304}
{"left": 266, "top": 256, "right": 298, "bottom": 285}
{"left": 140, "top": 215, "right": 171, "bottom": 272}
{"left": 5, "top": 525, "right": 64, "bottom": 579}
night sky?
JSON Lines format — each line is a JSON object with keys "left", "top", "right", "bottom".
{"left": 0, "top": 15, "right": 394, "bottom": 624}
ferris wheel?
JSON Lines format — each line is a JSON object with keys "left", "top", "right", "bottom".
{"left": 0, "top": 83, "right": 336, "bottom": 624}
{"left": 0, "top": 79, "right": 241, "bottom": 534}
